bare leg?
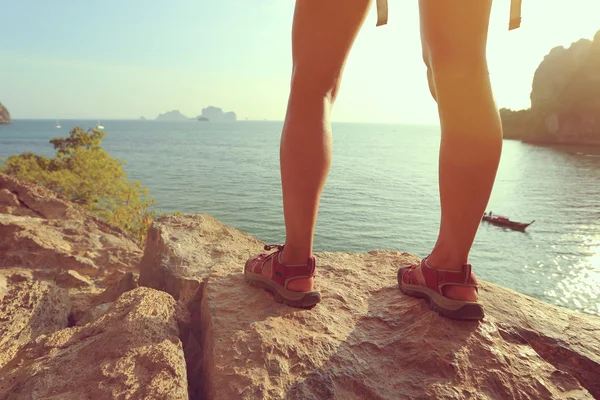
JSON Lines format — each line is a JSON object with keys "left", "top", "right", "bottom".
{"left": 266, "top": 0, "right": 372, "bottom": 291}
{"left": 417, "top": 0, "right": 502, "bottom": 301}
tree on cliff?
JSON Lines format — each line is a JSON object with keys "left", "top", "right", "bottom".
{"left": 0, "top": 127, "right": 158, "bottom": 242}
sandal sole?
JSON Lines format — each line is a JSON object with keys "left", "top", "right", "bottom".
{"left": 244, "top": 270, "right": 321, "bottom": 309}
{"left": 397, "top": 268, "right": 484, "bottom": 321}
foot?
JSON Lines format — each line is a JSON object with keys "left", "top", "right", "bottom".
{"left": 249, "top": 246, "right": 315, "bottom": 292}
{"left": 413, "top": 259, "right": 478, "bottom": 302}
{"left": 245, "top": 244, "right": 320, "bottom": 308}
{"left": 398, "top": 257, "right": 483, "bottom": 320}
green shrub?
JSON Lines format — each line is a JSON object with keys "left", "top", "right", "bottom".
{"left": 1, "top": 127, "right": 161, "bottom": 242}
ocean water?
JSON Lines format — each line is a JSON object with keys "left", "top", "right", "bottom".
{"left": 1, "top": 119, "right": 599, "bottom": 316}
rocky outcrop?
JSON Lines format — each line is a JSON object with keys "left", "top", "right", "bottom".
{"left": 0, "top": 174, "right": 164, "bottom": 392}
{"left": 501, "top": 30, "right": 600, "bottom": 145}
{"left": 0, "top": 175, "right": 192, "bottom": 398}
{"left": 0, "top": 103, "right": 10, "bottom": 124}
{"left": 140, "top": 214, "right": 600, "bottom": 400}
{"left": 1, "top": 173, "right": 599, "bottom": 399}
{"left": 0, "top": 287, "right": 190, "bottom": 399}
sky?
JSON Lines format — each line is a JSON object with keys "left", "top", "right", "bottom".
{"left": 0, "top": 0, "right": 599, "bottom": 124}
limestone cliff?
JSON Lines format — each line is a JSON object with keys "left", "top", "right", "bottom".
{"left": 501, "top": 30, "right": 600, "bottom": 145}
{"left": 0, "top": 103, "right": 10, "bottom": 124}
{"left": 197, "top": 106, "right": 237, "bottom": 122}
{"left": 155, "top": 110, "right": 189, "bottom": 121}
{"left": 1, "top": 173, "right": 599, "bottom": 399}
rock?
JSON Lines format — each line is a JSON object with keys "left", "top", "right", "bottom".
{"left": 140, "top": 214, "right": 600, "bottom": 400}
{"left": 0, "top": 172, "right": 86, "bottom": 220}
{"left": 6, "top": 271, "right": 30, "bottom": 284}
{"left": 0, "top": 276, "right": 6, "bottom": 301}
{"left": 92, "top": 271, "right": 137, "bottom": 306}
{"left": 0, "top": 173, "right": 137, "bottom": 238}
{"left": 138, "top": 214, "right": 262, "bottom": 399}
{"left": 0, "top": 174, "right": 142, "bottom": 277}
{"left": 0, "top": 103, "right": 10, "bottom": 124}
{"left": 66, "top": 270, "right": 137, "bottom": 327}
{"left": 0, "top": 287, "right": 190, "bottom": 399}
{"left": 0, "top": 269, "right": 32, "bottom": 301}
{"left": 0, "top": 281, "right": 70, "bottom": 369}
{"left": 139, "top": 214, "right": 262, "bottom": 304}
{"left": 0, "top": 189, "right": 20, "bottom": 214}
{"left": 101, "top": 269, "right": 131, "bottom": 285}
{"left": 67, "top": 291, "right": 100, "bottom": 327}
{"left": 0, "top": 214, "right": 141, "bottom": 277}
{"left": 76, "top": 302, "right": 113, "bottom": 326}
{"left": 55, "top": 269, "right": 93, "bottom": 288}
{"left": 501, "top": 30, "right": 600, "bottom": 144}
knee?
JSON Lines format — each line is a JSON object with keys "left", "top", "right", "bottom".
{"left": 422, "top": 54, "right": 437, "bottom": 102}
{"left": 422, "top": 44, "right": 488, "bottom": 85}
{"left": 290, "top": 64, "right": 342, "bottom": 104}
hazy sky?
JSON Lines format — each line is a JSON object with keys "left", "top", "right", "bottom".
{"left": 1, "top": 1, "right": 598, "bottom": 124}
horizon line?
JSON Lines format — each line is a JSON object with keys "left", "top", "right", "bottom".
{"left": 7, "top": 118, "right": 441, "bottom": 126}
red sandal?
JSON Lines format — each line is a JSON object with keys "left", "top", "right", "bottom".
{"left": 244, "top": 244, "right": 321, "bottom": 308}
{"left": 398, "top": 257, "right": 484, "bottom": 320}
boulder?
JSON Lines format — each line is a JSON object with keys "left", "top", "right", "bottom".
{"left": 0, "top": 281, "right": 70, "bottom": 369}
{"left": 140, "top": 214, "right": 600, "bottom": 400}
{"left": 139, "top": 214, "right": 261, "bottom": 304}
{"left": 139, "top": 214, "right": 262, "bottom": 399}
{"left": 0, "top": 287, "right": 190, "bottom": 399}
{"left": 0, "top": 173, "right": 143, "bottom": 278}
{"left": 0, "top": 214, "right": 140, "bottom": 277}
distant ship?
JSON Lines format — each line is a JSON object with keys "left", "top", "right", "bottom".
{"left": 96, "top": 120, "right": 104, "bottom": 129}
{"left": 197, "top": 116, "right": 209, "bottom": 122}
{"left": 55, "top": 120, "right": 61, "bottom": 128}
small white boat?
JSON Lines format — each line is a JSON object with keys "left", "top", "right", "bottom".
{"left": 55, "top": 120, "right": 61, "bottom": 128}
{"left": 96, "top": 120, "right": 104, "bottom": 129}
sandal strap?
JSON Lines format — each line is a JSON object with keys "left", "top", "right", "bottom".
{"left": 420, "top": 258, "right": 479, "bottom": 295}
{"left": 401, "top": 264, "right": 419, "bottom": 286}
{"left": 277, "top": 258, "right": 316, "bottom": 290}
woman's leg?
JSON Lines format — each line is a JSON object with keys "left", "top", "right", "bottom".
{"left": 417, "top": 0, "right": 502, "bottom": 301}
{"left": 268, "top": 0, "right": 372, "bottom": 292}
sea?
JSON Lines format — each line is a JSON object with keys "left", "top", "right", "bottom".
{"left": 1, "top": 119, "right": 599, "bottom": 317}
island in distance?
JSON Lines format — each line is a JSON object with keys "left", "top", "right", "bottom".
{"left": 196, "top": 106, "right": 236, "bottom": 122}
{"left": 0, "top": 102, "right": 11, "bottom": 124}
{"left": 153, "top": 106, "right": 237, "bottom": 122}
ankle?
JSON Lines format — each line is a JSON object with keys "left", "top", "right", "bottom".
{"left": 280, "top": 245, "right": 312, "bottom": 266}
{"left": 426, "top": 250, "right": 468, "bottom": 272}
